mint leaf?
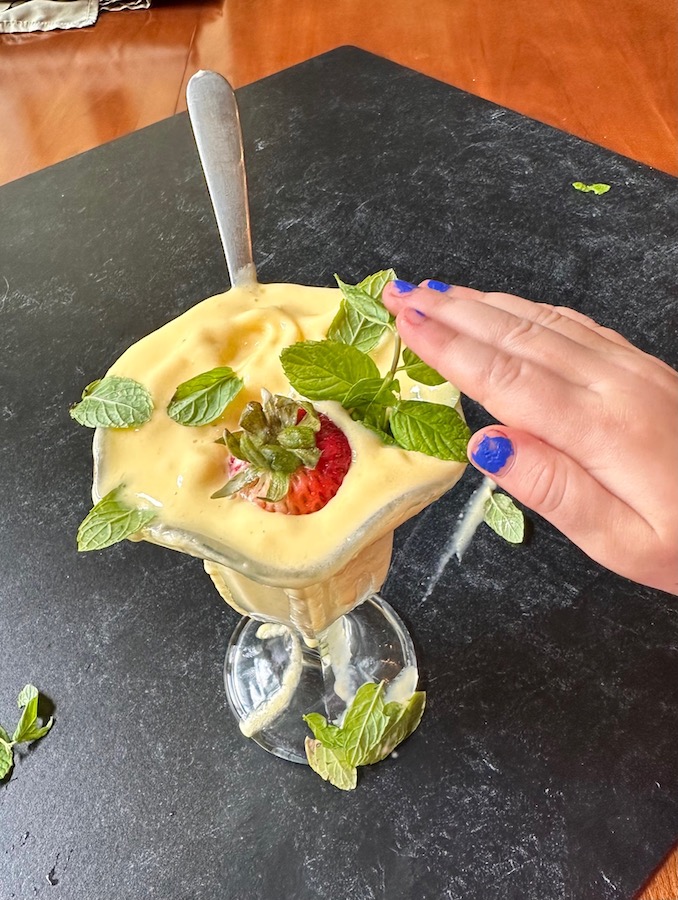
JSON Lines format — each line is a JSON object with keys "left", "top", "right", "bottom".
{"left": 341, "top": 682, "right": 390, "bottom": 767}
{"left": 70, "top": 376, "right": 153, "bottom": 428}
{"left": 280, "top": 340, "right": 380, "bottom": 402}
{"left": 401, "top": 348, "right": 447, "bottom": 387}
{"left": 13, "top": 684, "right": 53, "bottom": 745}
{"left": 303, "top": 680, "right": 427, "bottom": 789}
{"left": 328, "top": 270, "right": 396, "bottom": 350}
{"left": 305, "top": 738, "right": 357, "bottom": 791}
{"left": 572, "top": 182, "right": 611, "bottom": 195}
{"left": 0, "top": 737, "right": 13, "bottom": 780}
{"left": 362, "top": 692, "right": 426, "bottom": 764}
{"left": 302, "top": 712, "right": 345, "bottom": 750}
{"left": 359, "top": 416, "right": 397, "bottom": 445}
{"left": 390, "top": 401, "right": 470, "bottom": 461}
{"left": 356, "top": 269, "right": 397, "bottom": 298}
{"left": 77, "top": 487, "right": 157, "bottom": 551}
{"left": 343, "top": 377, "right": 397, "bottom": 410}
{"left": 327, "top": 300, "right": 387, "bottom": 352}
{"left": 12, "top": 684, "right": 38, "bottom": 743}
{"left": 167, "top": 366, "right": 243, "bottom": 426}
{"left": 483, "top": 492, "right": 525, "bottom": 543}
{"left": 1, "top": 685, "right": 54, "bottom": 781}
{"left": 334, "top": 275, "right": 391, "bottom": 326}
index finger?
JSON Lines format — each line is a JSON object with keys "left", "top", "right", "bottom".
{"left": 385, "top": 287, "right": 599, "bottom": 450}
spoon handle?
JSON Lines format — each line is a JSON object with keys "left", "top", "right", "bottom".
{"left": 186, "top": 70, "right": 257, "bottom": 288}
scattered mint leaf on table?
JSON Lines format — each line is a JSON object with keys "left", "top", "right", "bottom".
{"left": 483, "top": 492, "right": 525, "bottom": 543}
{"left": 305, "top": 739, "right": 357, "bottom": 791}
{"left": 167, "top": 366, "right": 244, "bottom": 426}
{"left": 340, "top": 681, "right": 391, "bottom": 767}
{"left": 572, "top": 182, "right": 611, "bottom": 195}
{"left": 70, "top": 376, "right": 153, "bottom": 428}
{"left": 303, "top": 681, "right": 426, "bottom": 790}
{"left": 0, "top": 685, "right": 54, "bottom": 782}
{"left": 77, "top": 486, "right": 157, "bottom": 551}
{"left": 361, "top": 691, "right": 426, "bottom": 765}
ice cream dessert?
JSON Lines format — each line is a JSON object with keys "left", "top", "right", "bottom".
{"left": 74, "top": 275, "right": 468, "bottom": 642}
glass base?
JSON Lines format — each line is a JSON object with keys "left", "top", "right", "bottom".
{"left": 223, "top": 594, "right": 418, "bottom": 764}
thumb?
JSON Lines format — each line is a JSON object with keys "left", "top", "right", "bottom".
{"left": 466, "top": 427, "right": 645, "bottom": 570}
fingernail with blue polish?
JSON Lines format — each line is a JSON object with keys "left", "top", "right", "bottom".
{"left": 471, "top": 433, "right": 515, "bottom": 475}
{"left": 393, "top": 279, "right": 417, "bottom": 293}
{"left": 427, "top": 280, "right": 451, "bottom": 293}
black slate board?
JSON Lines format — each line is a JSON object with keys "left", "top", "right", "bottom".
{"left": 1, "top": 47, "right": 677, "bottom": 900}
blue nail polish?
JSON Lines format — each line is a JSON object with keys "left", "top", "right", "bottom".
{"left": 427, "top": 280, "right": 451, "bottom": 293}
{"left": 471, "top": 434, "right": 514, "bottom": 474}
{"left": 393, "top": 279, "right": 417, "bottom": 293}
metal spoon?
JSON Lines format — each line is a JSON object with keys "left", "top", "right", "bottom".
{"left": 186, "top": 70, "right": 257, "bottom": 288}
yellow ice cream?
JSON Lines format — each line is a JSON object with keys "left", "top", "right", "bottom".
{"left": 93, "top": 282, "right": 466, "bottom": 635}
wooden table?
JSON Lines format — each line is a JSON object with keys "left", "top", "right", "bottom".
{"left": 1, "top": 1, "right": 676, "bottom": 896}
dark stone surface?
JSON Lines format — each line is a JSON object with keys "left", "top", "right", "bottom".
{"left": 1, "top": 46, "right": 677, "bottom": 900}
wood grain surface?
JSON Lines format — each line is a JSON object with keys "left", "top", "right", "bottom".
{"left": 1, "top": 1, "right": 676, "bottom": 896}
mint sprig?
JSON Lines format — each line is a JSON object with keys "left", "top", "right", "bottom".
{"left": 328, "top": 269, "right": 396, "bottom": 352}
{"left": 77, "top": 486, "right": 157, "bottom": 551}
{"left": 303, "top": 681, "right": 426, "bottom": 790}
{"left": 483, "top": 492, "right": 525, "bottom": 543}
{"left": 167, "top": 366, "right": 244, "bottom": 426}
{"left": 70, "top": 376, "right": 153, "bottom": 428}
{"left": 281, "top": 272, "right": 470, "bottom": 462}
{"left": 0, "top": 685, "right": 54, "bottom": 782}
{"left": 333, "top": 275, "right": 392, "bottom": 326}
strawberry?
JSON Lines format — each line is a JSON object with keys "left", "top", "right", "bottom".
{"left": 212, "top": 391, "right": 351, "bottom": 515}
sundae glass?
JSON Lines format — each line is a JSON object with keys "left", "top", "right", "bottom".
{"left": 80, "top": 73, "right": 467, "bottom": 765}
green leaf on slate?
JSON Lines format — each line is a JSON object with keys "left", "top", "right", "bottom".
{"left": 390, "top": 401, "right": 470, "bottom": 461}
{"left": 1, "top": 684, "right": 55, "bottom": 781}
{"left": 167, "top": 366, "right": 243, "bottom": 426}
{"left": 13, "top": 684, "right": 53, "bottom": 745}
{"left": 305, "top": 738, "right": 357, "bottom": 791}
{"left": 483, "top": 493, "right": 525, "bottom": 543}
{"left": 302, "top": 679, "right": 428, "bottom": 789}
{"left": 70, "top": 376, "right": 153, "bottom": 428}
{"left": 401, "top": 347, "right": 447, "bottom": 387}
{"left": 302, "top": 712, "right": 345, "bottom": 751}
{"left": 362, "top": 692, "right": 426, "bottom": 765}
{"left": 280, "top": 340, "right": 380, "bottom": 403}
{"left": 0, "top": 738, "right": 13, "bottom": 780}
{"left": 572, "top": 182, "right": 611, "bottom": 195}
{"left": 340, "top": 681, "right": 390, "bottom": 767}
{"left": 12, "top": 684, "right": 39, "bottom": 743}
{"left": 77, "top": 487, "right": 157, "bottom": 552}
